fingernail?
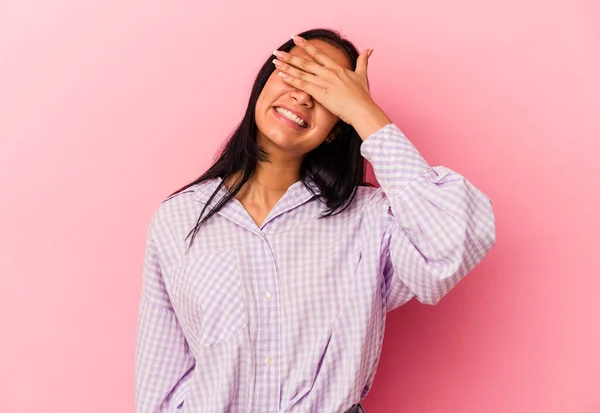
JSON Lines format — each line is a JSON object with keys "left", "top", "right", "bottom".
{"left": 368, "top": 48, "right": 374, "bottom": 57}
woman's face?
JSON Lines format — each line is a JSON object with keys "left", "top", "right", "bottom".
{"left": 255, "top": 39, "right": 352, "bottom": 158}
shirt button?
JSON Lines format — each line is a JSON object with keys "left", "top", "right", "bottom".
{"left": 265, "top": 356, "right": 273, "bottom": 365}
{"left": 264, "top": 291, "right": 272, "bottom": 300}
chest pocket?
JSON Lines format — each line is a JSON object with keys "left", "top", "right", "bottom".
{"left": 171, "top": 249, "right": 248, "bottom": 347}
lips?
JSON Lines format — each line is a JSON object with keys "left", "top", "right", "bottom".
{"left": 273, "top": 107, "right": 306, "bottom": 130}
{"left": 273, "top": 105, "right": 310, "bottom": 127}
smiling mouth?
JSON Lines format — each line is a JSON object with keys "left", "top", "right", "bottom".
{"left": 273, "top": 106, "right": 309, "bottom": 128}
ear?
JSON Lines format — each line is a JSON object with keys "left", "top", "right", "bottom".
{"left": 327, "top": 120, "right": 345, "bottom": 140}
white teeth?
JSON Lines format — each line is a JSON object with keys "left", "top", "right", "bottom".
{"left": 275, "top": 107, "right": 307, "bottom": 127}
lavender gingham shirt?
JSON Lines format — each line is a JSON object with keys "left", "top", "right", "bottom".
{"left": 135, "top": 123, "right": 496, "bottom": 413}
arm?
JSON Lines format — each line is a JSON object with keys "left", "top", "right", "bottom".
{"left": 135, "top": 211, "right": 195, "bottom": 412}
{"left": 360, "top": 122, "right": 496, "bottom": 305}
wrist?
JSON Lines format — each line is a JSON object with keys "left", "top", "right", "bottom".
{"left": 349, "top": 103, "right": 393, "bottom": 141}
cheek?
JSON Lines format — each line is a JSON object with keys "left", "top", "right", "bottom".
{"left": 313, "top": 110, "right": 339, "bottom": 132}
{"left": 260, "top": 75, "right": 285, "bottom": 99}
{"left": 256, "top": 89, "right": 274, "bottom": 114}
{"left": 318, "top": 104, "right": 338, "bottom": 122}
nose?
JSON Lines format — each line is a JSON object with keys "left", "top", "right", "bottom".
{"left": 290, "top": 88, "right": 314, "bottom": 108}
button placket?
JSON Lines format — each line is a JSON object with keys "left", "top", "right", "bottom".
{"left": 252, "top": 239, "right": 281, "bottom": 411}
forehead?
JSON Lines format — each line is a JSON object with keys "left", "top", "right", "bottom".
{"left": 288, "top": 39, "right": 352, "bottom": 70}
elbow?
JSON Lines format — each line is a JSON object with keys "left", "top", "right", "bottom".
{"left": 478, "top": 198, "right": 497, "bottom": 257}
{"left": 412, "top": 244, "right": 481, "bottom": 306}
{"left": 413, "top": 265, "right": 459, "bottom": 306}
{"left": 417, "top": 293, "right": 443, "bottom": 306}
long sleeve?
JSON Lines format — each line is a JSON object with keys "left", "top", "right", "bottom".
{"left": 135, "top": 211, "right": 196, "bottom": 412}
{"left": 360, "top": 123, "right": 496, "bottom": 305}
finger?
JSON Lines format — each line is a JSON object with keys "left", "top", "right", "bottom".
{"left": 291, "top": 35, "right": 341, "bottom": 69}
{"left": 355, "top": 49, "right": 370, "bottom": 75}
{"left": 272, "top": 59, "right": 329, "bottom": 89}
{"left": 274, "top": 49, "right": 328, "bottom": 77}
{"left": 278, "top": 71, "right": 322, "bottom": 99}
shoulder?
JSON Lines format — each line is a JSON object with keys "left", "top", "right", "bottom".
{"left": 147, "top": 180, "right": 216, "bottom": 242}
{"left": 350, "top": 184, "right": 392, "bottom": 230}
{"left": 354, "top": 183, "right": 388, "bottom": 210}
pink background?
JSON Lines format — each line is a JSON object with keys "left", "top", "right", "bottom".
{"left": 1, "top": 0, "right": 599, "bottom": 412}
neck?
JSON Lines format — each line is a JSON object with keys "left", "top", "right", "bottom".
{"left": 226, "top": 161, "right": 302, "bottom": 207}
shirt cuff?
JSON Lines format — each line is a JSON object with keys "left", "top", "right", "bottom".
{"left": 360, "top": 123, "right": 433, "bottom": 192}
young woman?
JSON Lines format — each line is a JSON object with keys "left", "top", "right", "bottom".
{"left": 135, "top": 28, "right": 496, "bottom": 413}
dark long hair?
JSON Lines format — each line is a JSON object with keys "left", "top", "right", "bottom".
{"left": 169, "top": 28, "right": 374, "bottom": 251}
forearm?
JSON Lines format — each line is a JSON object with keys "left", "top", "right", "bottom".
{"left": 349, "top": 102, "right": 393, "bottom": 141}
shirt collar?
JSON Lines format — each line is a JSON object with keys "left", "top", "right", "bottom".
{"left": 192, "top": 174, "right": 321, "bottom": 205}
